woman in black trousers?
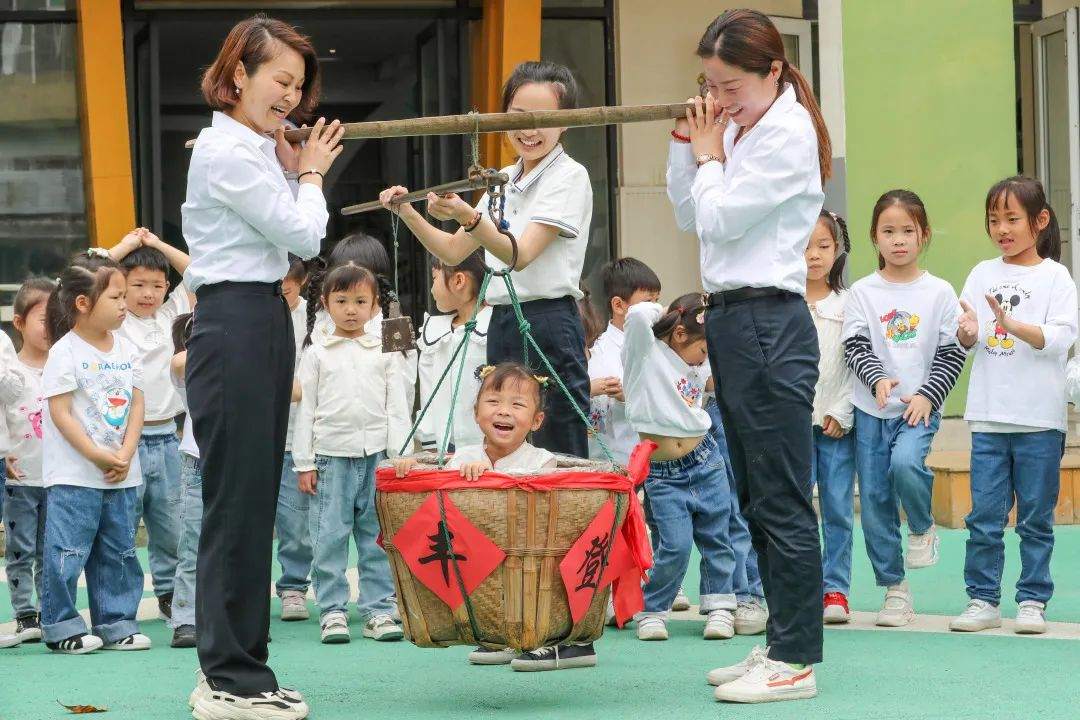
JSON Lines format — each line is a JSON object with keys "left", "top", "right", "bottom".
{"left": 181, "top": 16, "right": 343, "bottom": 720}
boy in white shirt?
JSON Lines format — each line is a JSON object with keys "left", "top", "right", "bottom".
{"left": 110, "top": 228, "right": 193, "bottom": 620}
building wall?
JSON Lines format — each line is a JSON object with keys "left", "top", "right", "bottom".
{"left": 841, "top": 0, "right": 1017, "bottom": 417}
{"left": 613, "top": 0, "right": 803, "bottom": 301}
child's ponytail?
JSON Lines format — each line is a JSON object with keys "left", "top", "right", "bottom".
{"left": 302, "top": 256, "right": 328, "bottom": 348}
{"left": 653, "top": 293, "right": 706, "bottom": 342}
{"left": 818, "top": 209, "right": 851, "bottom": 291}
{"left": 375, "top": 272, "right": 395, "bottom": 317}
{"left": 1039, "top": 205, "right": 1062, "bottom": 262}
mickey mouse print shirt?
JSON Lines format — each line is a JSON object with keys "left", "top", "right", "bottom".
{"left": 961, "top": 257, "right": 1078, "bottom": 433}
{"left": 42, "top": 332, "right": 144, "bottom": 489}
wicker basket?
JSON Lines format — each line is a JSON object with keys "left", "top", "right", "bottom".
{"left": 376, "top": 454, "right": 628, "bottom": 651}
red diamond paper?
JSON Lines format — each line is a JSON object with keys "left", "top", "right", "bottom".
{"left": 560, "top": 499, "right": 618, "bottom": 624}
{"left": 393, "top": 492, "right": 506, "bottom": 610}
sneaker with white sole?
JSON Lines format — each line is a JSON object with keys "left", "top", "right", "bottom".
{"left": 320, "top": 612, "right": 350, "bottom": 644}
{"left": 510, "top": 642, "right": 597, "bottom": 671}
{"left": 823, "top": 592, "right": 851, "bottom": 624}
{"left": 1015, "top": 600, "right": 1047, "bottom": 635}
{"left": 189, "top": 670, "right": 304, "bottom": 710}
{"left": 734, "top": 600, "right": 768, "bottom": 636}
{"left": 468, "top": 646, "right": 521, "bottom": 665}
{"left": 193, "top": 687, "right": 310, "bottom": 720}
{"left": 46, "top": 633, "right": 104, "bottom": 655}
{"left": 949, "top": 599, "right": 1001, "bottom": 632}
{"left": 0, "top": 633, "right": 21, "bottom": 649}
{"left": 636, "top": 615, "right": 669, "bottom": 641}
{"left": 15, "top": 614, "right": 42, "bottom": 643}
{"left": 714, "top": 657, "right": 817, "bottom": 703}
{"left": 103, "top": 633, "right": 151, "bottom": 651}
{"left": 279, "top": 590, "right": 310, "bottom": 622}
{"left": 706, "top": 645, "right": 769, "bottom": 686}
{"left": 875, "top": 582, "right": 915, "bottom": 627}
{"left": 672, "top": 587, "right": 691, "bottom": 612}
{"left": 704, "top": 609, "right": 735, "bottom": 639}
{"left": 362, "top": 613, "right": 403, "bottom": 641}
{"left": 906, "top": 525, "right": 940, "bottom": 569}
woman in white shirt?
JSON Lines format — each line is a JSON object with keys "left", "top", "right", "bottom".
{"left": 180, "top": 17, "right": 343, "bottom": 719}
{"left": 668, "top": 10, "right": 829, "bottom": 704}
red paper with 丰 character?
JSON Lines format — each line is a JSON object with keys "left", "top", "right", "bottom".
{"left": 392, "top": 492, "right": 505, "bottom": 610}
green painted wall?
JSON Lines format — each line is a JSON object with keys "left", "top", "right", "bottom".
{"left": 841, "top": 0, "right": 1017, "bottom": 415}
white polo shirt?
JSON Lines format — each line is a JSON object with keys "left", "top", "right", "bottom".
{"left": 473, "top": 145, "right": 592, "bottom": 304}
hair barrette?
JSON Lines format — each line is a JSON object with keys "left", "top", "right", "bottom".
{"left": 86, "top": 247, "right": 110, "bottom": 259}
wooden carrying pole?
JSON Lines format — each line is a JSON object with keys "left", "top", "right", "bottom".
{"left": 184, "top": 102, "right": 693, "bottom": 148}
{"left": 340, "top": 170, "right": 510, "bottom": 216}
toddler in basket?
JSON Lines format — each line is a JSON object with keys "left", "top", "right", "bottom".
{"left": 393, "top": 361, "right": 600, "bottom": 672}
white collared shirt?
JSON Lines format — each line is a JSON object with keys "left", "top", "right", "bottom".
{"left": 181, "top": 112, "right": 327, "bottom": 291}
{"left": 667, "top": 84, "right": 824, "bottom": 295}
{"left": 587, "top": 322, "right": 638, "bottom": 464}
{"left": 622, "top": 302, "right": 711, "bottom": 438}
{"left": 292, "top": 332, "right": 411, "bottom": 471}
{"left": 808, "top": 290, "right": 855, "bottom": 430}
{"left": 473, "top": 145, "right": 592, "bottom": 304}
{"left": 415, "top": 307, "right": 491, "bottom": 451}
{"left": 117, "top": 289, "right": 192, "bottom": 423}
{"left": 449, "top": 442, "right": 557, "bottom": 474}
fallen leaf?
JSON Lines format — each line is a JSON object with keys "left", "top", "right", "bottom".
{"left": 58, "top": 700, "right": 108, "bottom": 714}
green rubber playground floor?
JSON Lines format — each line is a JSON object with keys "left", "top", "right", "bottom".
{"left": 3, "top": 527, "right": 1079, "bottom": 720}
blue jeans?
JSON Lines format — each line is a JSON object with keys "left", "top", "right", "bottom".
{"left": 275, "top": 451, "right": 312, "bottom": 595}
{"left": 854, "top": 407, "right": 940, "bottom": 586}
{"left": 41, "top": 485, "right": 144, "bottom": 643}
{"left": 309, "top": 454, "right": 395, "bottom": 621}
{"left": 641, "top": 434, "right": 735, "bottom": 616}
{"left": 812, "top": 427, "right": 856, "bottom": 595}
{"left": 964, "top": 430, "right": 1064, "bottom": 606}
{"left": 4, "top": 485, "right": 47, "bottom": 618}
{"left": 171, "top": 453, "right": 202, "bottom": 629}
{"left": 706, "top": 398, "right": 763, "bottom": 602}
{"left": 135, "top": 430, "right": 182, "bottom": 596}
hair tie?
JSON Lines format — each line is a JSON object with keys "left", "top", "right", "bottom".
{"left": 533, "top": 374, "right": 550, "bottom": 388}
{"left": 475, "top": 364, "right": 496, "bottom": 381}
{"left": 86, "top": 247, "right": 109, "bottom": 259}
{"left": 55, "top": 277, "right": 62, "bottom": 288}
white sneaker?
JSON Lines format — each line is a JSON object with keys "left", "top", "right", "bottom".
{"left": 706, "top": 645, "right": 769, "bottom": 686}
{"left": 362, "top": 613, "right": 403, "bottom": 641}
{"left": 279, "top": 590, "right": 310, "bottom": 622}
{"left": 703, "top": 609, "right": 735, "bottom": 640}
{"left": 714, "top": 657, "right": 817, "bottom": 703}
{"left": 467, "top": 646, "right": 521, "bottom": 665}
{"left": 1015, "top": 601, "right": 1047, "bottom": 634}
{"left": 102, "top": 633, "right": 151, "bottom": 651}
{"left": 734, "top": 599, "right": 768, "bottom": 635}
{"left": 906, "top": 525, "right": 940, "bottom": 568}
{"left": 320, "top": 612, "right": 350, "bottom": 644}
{"left": 671, "top": 587, "right": 691, "bottom": 612}
{"left": 949, "top": 599, "right": 1001, "bottom": 632}
{"left": 193, "top": 688, "right": 310, "bottom": 720}
{"left": 636, "top": 615, "right": 668, "bottom": 641}
{"left": 0, "top": 633, "right": 21, "bottom": 649}
{"left": 190, "top": 670, "right": 305, "bottom": 711}
{"left": 876, "top": 582, "right": 915, "bottom": 627}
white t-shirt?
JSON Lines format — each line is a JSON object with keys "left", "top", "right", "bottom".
{"left": 415, "top": 307, "right": 490, "bottom": 451}
{"left": 0, "top": 331, "right": 25, "bottom": 455}
{"left": 4, "top": 361, "right": 44, "bottom": 487}
{"left": 842, "top": 271, "right": 961, "bottom": 419}
{"left": 961, "top": 258, "right": 1078, "bottom": 433}
{"left": 116, "top": 288, "right": 191, "bottom": 423}
{"left": 587, "top": 322, "right": 638, "bottom": 464}
{"left": 285, "top": 296, "right": 308, "bottom": 452}
{"left": 473, "top": 145, "right": 592, "bottom": 304}
{"left": 171, "top": 370, "right": 199, "bottom": 459}
{"left": 449, "top": 442, "right": 557, "bottom": 473}
{"left": 621, "top": 302, "right": 711, "bottom": 438}
{"left": 42, "top": 332, "right": 144, "bottom": 489}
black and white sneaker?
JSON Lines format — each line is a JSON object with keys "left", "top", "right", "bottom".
{"left": 157, "top": 592, "right": 173, "bottom": 620}
{"left": 15, "top": 614, "right": 42, "bottom": 643}
{"left": 189, "top": 670, "right": 306, "bottom": 711}
{"left": 193, "top": 687, "right": 310, "bottom": 720}
{"left": 103, "top": 633, "right": 151, "bottom": 651}
{"left": 510, "top": 642, "right": 597, "bottom": 672}
{"left": 46, "top": 633, "right": 104, "bottom": 655}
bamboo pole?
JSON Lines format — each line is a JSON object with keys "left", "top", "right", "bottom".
{"left": 340, "top": 170, "right": 510, "bottom": 216}
{"left": 184, "top": 102, "right": 693, "bottom": 148}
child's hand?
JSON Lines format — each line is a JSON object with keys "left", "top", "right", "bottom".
{"left": 985, "top": 294, "right": 1017, "bottom": 334}
{"left": 5, "top": 457, "right": 24, "bottom": 481}
{"left": 298, "top": 470, "right": 318, "bottom": 495}
{"left": 874, "top": 378, "right": 900, "bottom": 409}
{"left": 89, "top": 447, "right": 125, "bottom": 472}
{"left": 957, "top": 300, "right": 979, "bottom": 348}
{"left": 104, "top": 463, "right": 131, "bottom": 484}
{"left": 459, "top": 460, "right": 492, "bottom": 482}
{"left": 821, "top": 415, "right": 845, "bottom": 439}
{"left": 393, "top": 457, "right": 417, "bottom": 478}
{"left": 590, "top": 376, "right": 620, "bottom": 398}
{"left": 901, "top": 394, "right": 934, "bottom": 427}
{"left": 138, "top": 228, "right": 163, "bottom": 249}
{"left": 118, "top": 229, "right": 144, "bottom": 252}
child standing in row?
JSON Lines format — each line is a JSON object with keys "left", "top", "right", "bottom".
{"left": 0, "top": 305, "right": 26, "bottom": 525}
{"left": 416, "top": 249, "right": 490, "bottom": 453}
{"left": 110, "top": 228, "right": 192, "bottom": 620}
{"left": 843, "top": 190, "right": 966, "bottom": 627}
{"left": 1, "top": 278, "right": 56, "bottom": 647}
{"left": 805, "top": 210, "right": 857, "bottom": 623}
{"left": 624, "top": 294, "right": 736, "bottom": 642}
{"left": 40, "top": 252, "right": 148, "bottom": 653}
{"left": 294, "top": 264, "right": 409, "bottom": 645}
{"left": 950, "top": 177, "right": 1078, "bottom": 635}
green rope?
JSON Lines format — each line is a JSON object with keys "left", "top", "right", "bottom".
{"left": 435, "top": 489, "right": 486, "bottom": 645}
